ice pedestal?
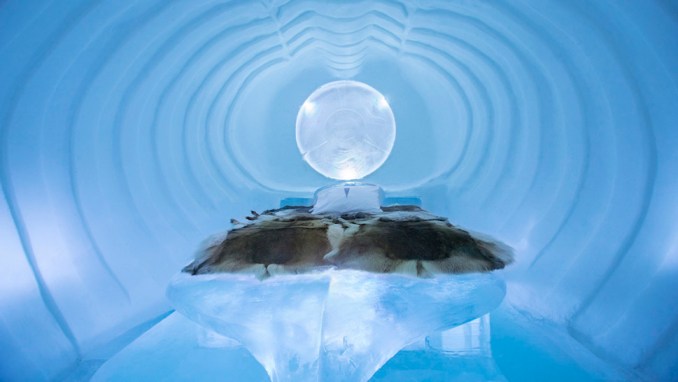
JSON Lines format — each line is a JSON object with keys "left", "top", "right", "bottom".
{"left": 320, "top": 272, "right": 505, "bottom": 381}
{"left": 167, "top": 273, "right": 330, "bottom": 381}
{"left": 167, "top": 270, "right": 505, "bottom": 382}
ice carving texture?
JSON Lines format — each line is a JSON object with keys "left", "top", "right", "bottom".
{"left": 296, "top": 81, "right": 396, "bottom": 180}
{"left": 320, "top": 271, "right": 505, "bottom": 381}
{"left": 167, "top": 273, "right": 331, "bottom": 381}
{"left": 2, "top": 1, "right": 677, "bottom": 380}
{"left": 167, "top": 270, "right": 505, "bottom": 382}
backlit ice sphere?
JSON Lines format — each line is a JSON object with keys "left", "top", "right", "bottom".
{"left": 296, "top": 80, "right": 396, "bottom": 180}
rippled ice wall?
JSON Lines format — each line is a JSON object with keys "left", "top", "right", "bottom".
{"left": 0, "top": 1, "right": 676, "bottom": 381}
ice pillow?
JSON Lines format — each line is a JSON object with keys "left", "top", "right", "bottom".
{"left": 311, "top": 183, "right": 383, "bottom": 214}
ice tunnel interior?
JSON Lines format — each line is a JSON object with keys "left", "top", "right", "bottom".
{"left": 1, "top": 1, "right": 677, "bottom": 381}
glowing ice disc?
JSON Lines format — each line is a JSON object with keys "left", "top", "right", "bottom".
{"left": 296, "top": 80, "right": 396, "bottom": 180}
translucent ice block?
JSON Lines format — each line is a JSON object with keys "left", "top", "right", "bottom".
{"left": 167, "top": 273, "right": 331, "bottom": 381}
{"left": 320, "top": 271, "right": 505, "bottom": 381}
{"left": 296, "top": 80, "right": 396, "bottom": 180}
{"left": 167, "top": 270, "right": 505, "bottom": 382}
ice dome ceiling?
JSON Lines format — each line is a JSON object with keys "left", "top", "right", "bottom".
{"left": 0, "top": 0, "right": 677, "bottom": 381}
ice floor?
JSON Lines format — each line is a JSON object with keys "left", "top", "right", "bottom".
{"left": 1, "top": 0, "right": 677, "bottom": 381}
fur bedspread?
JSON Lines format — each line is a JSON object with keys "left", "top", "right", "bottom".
{"left": 183, "top": 205, "right": 513, "bottom": 279}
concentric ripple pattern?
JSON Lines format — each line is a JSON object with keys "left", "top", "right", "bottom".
{"left": 0, "top": 0, "right": 676, "bottom": 380}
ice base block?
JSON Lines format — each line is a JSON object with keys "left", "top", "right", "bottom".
{"left": 167, "top": 270, "right": 506, "bottom": 382}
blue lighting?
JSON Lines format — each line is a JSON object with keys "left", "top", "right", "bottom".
{"left": 0, "top": 1, "right": 676, "bottom": 381}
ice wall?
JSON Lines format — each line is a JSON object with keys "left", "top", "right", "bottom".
{"left": 0, "top": 1, "right": 676, "bottom": 381}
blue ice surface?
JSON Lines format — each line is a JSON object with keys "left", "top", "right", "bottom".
{"left": 165, "top": 270, "right": 507, "bottom": 382}
{"left": 92, "top": 303, "right": 624, "bottom": 381}
{"left": 280, "top": 197, "right": 314, "bottom": 208}
{"left": 1, "top": 1, "right": 677, "bottom": 381}
{"left": 102, "top": 267, "right": 622, "bottom": 382}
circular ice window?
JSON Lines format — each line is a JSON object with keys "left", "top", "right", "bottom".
{"left": 296, "top": 80, "right": 396, "bottom": 180}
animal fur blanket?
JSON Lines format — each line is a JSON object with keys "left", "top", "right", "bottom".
{"left": 184, "top": 205, "right": 513, "bottom": 279}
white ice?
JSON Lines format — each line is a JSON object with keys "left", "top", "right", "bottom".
{"left": 311, "top": 183, "right": 383, "bottom": 214}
